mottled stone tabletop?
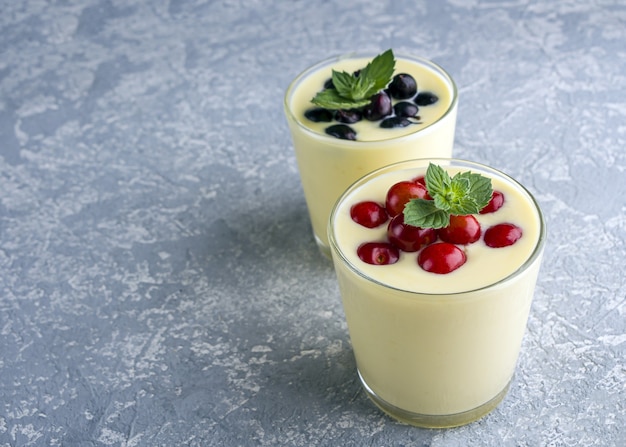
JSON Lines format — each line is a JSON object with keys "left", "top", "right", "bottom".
{"left": 1, "top": 1, "right": 625, "bottom": 446}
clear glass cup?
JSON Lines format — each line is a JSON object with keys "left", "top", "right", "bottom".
{"left": 284, "top": 53, "right": 458, "bottom": 257}
{"left": 328, "top": 158, "right": 546, "bottom": 428}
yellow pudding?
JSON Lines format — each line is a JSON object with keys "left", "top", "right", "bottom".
{"left": 284, "top": 53, "right": 458, "bottom": 256}
{"left": 328, "top": 159, "right": 546, "bottom": 427}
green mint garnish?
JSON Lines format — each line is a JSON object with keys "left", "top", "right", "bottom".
{"left": 311, "top": 49, "right": 396, "bottom": 110}
{"left": 403, "top": 163, "right": 493, "bottom": 229}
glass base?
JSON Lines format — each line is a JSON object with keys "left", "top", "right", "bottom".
{"left": 314, "top": 233, "right": 332, "bottom": 259}
{"left": 358, "top": 370, "right": 511, "bottom": 428}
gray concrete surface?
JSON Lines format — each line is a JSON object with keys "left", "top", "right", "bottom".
{"left": 1, "top": 1, "right": 625, "bottom": 446}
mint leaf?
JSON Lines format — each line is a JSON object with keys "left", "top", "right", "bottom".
{"left": 445, "top": 172, "right": 492, "bottom": 215}
{"left": 403, "top": 199, "right": 450, "bottom": 229}
{"left": 403, "top": 163, "right": 494, "bottom": 229}
{"left": 424, "top": 163, "right": 451, "bottom": 198}
{"left": 441, "top": 175, "right": 471, "bottom": 212}
{"left": 453, "top": 171, "right": 492, "bottom": 212}
{"left": 311, "top": 88, "right": 371, "bottom": 109}
{"left": 309, "top": 49, "right": 396, "bottom": 110}
{"left": 358, "top": 49, "right": 395, "bottom": 95}
{"left": 433, "top": 194, "right": 452, "bottom": 213}
{"left": 331, "top": 70, "right": 359, "bottom": 98}
{"left": 354, "top": 75, "right": 376, "bottom": 100}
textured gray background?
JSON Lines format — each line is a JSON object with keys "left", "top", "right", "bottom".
{"left": 1, "top": 1, "right": 625, "bottom": 446}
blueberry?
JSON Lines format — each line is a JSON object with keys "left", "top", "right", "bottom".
{"left": 334, "top": 109, "right": 362, "bottom": 124}
{"left": 380, "top": 117, "right": 413, "bottom": 128}
{"left": 393, "top": 101, "right": 419, "bottom": 118}
{"left": 325, "top": 124, "right": 357, "bottom": 140}
{"left": 362, "top": 92, "right": 392, "bottom": 121}
{"left": 414, "top": 92, "right": 439, "bottom": 106}
{"left": 388, "top": 73, "right": 417, "bottom": 99}
{"left": 304, "top": 107, "right": 333, "bottom": 122}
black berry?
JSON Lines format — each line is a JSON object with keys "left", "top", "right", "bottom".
{"left": 362, "top": 92, "right": 392, "bottom": 121}
{"left": 325, "top": 124, "right": 357, "bottom": 140}
{"left": 380, "top": 116, "right": 413, "bottom": 128}
{"left": 393, "top": 101, "right": 419, "bottom": 118}
{"left": 304, "top": 108, "right": 333, "bottom": 122}
{"left": 388, "top": 73, "right": 417, "bottom": 99}
{"left": 334, "top": 109, "right": 362, "bottom": 124}
{"left": 414, "top": 92, "right": 439, "bottom": 106}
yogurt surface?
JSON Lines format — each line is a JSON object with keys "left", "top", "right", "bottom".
{"left": 288, "top": 56, "right": 454, "bottom": 141}
{"left": 331, "top": 164, "right": 542, "bottom": 293}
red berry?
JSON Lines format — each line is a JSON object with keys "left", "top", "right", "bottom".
{"left": 479, "top": 191, "right": 505, "bottom": 214}
{"left": 350, "top": 201, "right": 389, "bottom": 228}
{"left": 412, "top": 175, "right": 426, "bottom": 186}
{"left": 387, "top": 213, "right": 437, "bottom": 252}
{"left": 410, "top": 175, "right": 432, "bottom": 199}
{"left": 357, "top": 242, "right": 400, "bottom": 265}
{"left": 438, "top": 215, "right": 481, "bottom": 245}
{"left": 385, "top": 181, "right": 429, "bottom": 217}
{"left": 418, "top": 242, "right": 467, "bottom": 274}
{"left": 484, "top": 223, "right": 523, "bottom": 248}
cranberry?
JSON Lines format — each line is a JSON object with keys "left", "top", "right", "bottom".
{"left": 438, "top": 215, "right": 482, "bottom": 245}
{"left": 414, "top": 92, "right": 439, "bottom": 106}
{"left": 350, "top": 201, "right": 389, "bottom": 228}
{"left": 409, "top": 176, "right": 432, "bottom": 199}
{"left": 388, "top": 73, "right": 417, "bottom": 99}
{"left": 363, "top": 91, "right": 392, "bottom": 121}
{"left": 387, "top": 214, "right": 437, "bottom": 252}
{"left": 385, "top": 180, "right": 429, "bottom": 217}
{"left": 325, "top": 124, "right": 356, "bottom": 140}
{"left": 479, "top": 191, "right": 505, "bottom": 214}
{"left": 484, "top": 223, "right": 523, "bottom": 248}
{"left": 357, "top": 242, "right": 400, "bottom": 265}
{"left": 418, "top": 242, "right": 466, "bottom": 274}
{"left": 412, "top": 175, "right": 426, "bottom": 186}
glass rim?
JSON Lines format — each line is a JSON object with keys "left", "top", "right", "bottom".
{"left": 283, "top": 52, "right": 459, "bottom": 145}
{"left": 328, "top": 158, "right": 547, "bottom": 297}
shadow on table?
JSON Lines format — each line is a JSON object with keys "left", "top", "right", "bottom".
{"left": 173, "top": 192, "right": 439, "bottom": 440}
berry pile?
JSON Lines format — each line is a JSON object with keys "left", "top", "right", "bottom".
{"left": 351, "top": 177, "right": 523, "bottom": 274}
{"left": 305, "top": 72, "right": 439, "bottom": 140}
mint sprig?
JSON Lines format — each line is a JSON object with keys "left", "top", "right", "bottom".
{"left": 311, "top": 49, "right": 396, "bottom": 110}
{"left": 403, "top": 163, "right": 493, "bottom": 229}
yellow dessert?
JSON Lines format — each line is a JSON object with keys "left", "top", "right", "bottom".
{"left": 284, "top": 52, "right": 458, "bottom": 256}
{"left": 329, "top": 159, "right": 546, "bottom": 427}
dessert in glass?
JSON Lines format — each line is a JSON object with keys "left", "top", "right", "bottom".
{"left": 328, "top": 158, "right": 546, "bottom": 428}
{"left": 284, "top": 50, "right": 458, "bottom": 257}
